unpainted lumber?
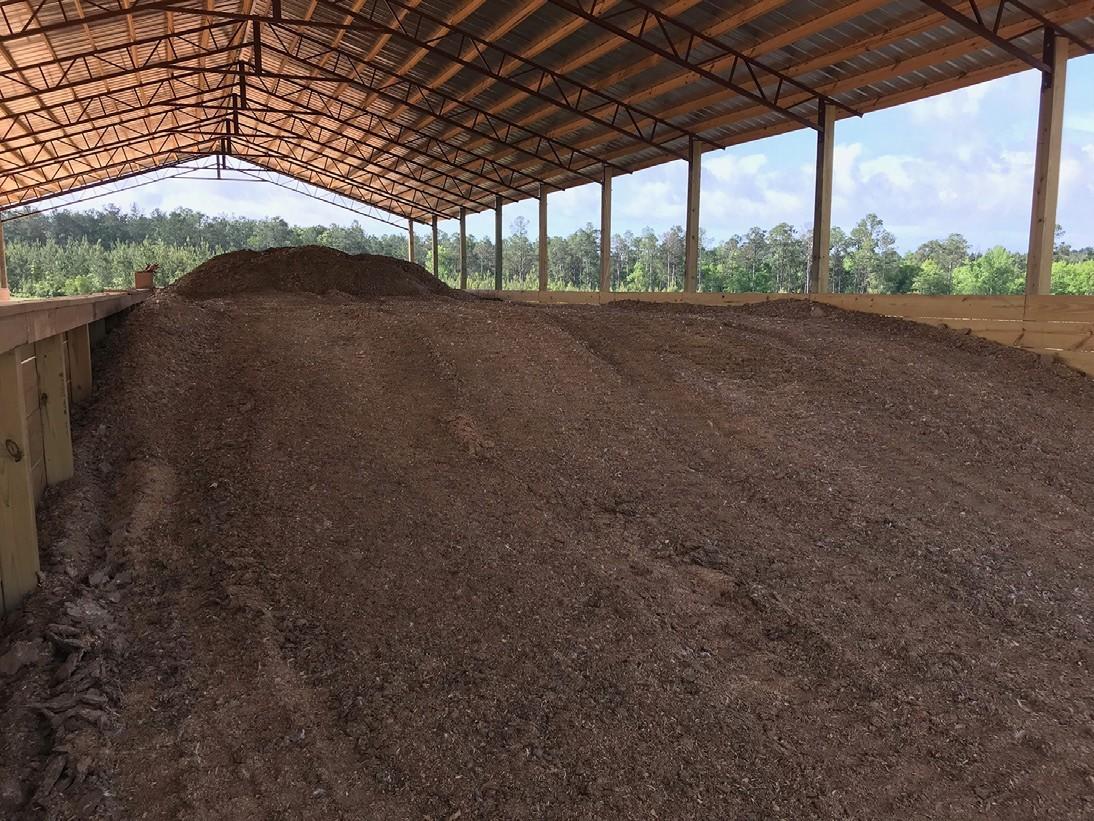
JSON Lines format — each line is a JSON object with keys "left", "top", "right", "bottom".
{"left": 0, "top": 348, "right": 40, "bottom": 613}
{"left": 34, "top": 333, "right": 74, "bottom": 485}
{"left": 66, "top": 324, "right": 93, "bottom": 404}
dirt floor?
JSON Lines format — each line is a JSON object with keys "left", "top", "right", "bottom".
{"left": 2, "top": 272, "right": 1094, "bottom": 818}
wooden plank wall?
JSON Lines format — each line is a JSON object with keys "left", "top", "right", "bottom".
{"left": 477, "top": 292, "right": 1094, "bottom": 376}
{"left": 10, "top": 333, "right": 88, "bottom": 506}
{"left": 0, "top": 290, "right": 147, "bottom": 355}
{"left": 15, "top": 344, "right": 47, "bottom": 502}
{"left": 1, "top": 291, "right": 148, "bottom": 613}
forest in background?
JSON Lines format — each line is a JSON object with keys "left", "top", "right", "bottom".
{"left": 4, "top": 204, "right": 1094, "bottom": 297}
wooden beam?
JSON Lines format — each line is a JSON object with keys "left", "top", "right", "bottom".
{"left": 538, "top": 184, "right": 549, "bottom": 292}
{"left": 1026, "top": 33, "right": 1068, "bottom": 296}
{"left": 495, "top": 194, "right": 503, "bottom": 291}
{"left": 0, "top": 219, "right": 8, "bottom": 301}
{"left": 407, "top": 218, "right": 416, "bottom": 263}
{"left": 458, "top": 1, "right": 1091, "bottom": 188}
{"left": 1, "top": 290, "right": 150, "bottom": 356}
{"left": 431, "top": 215, "right": 439, "bottom": 278}
{"left": 600, "top": 168, "right": 612, "bottom": 293}
{"left": 459, "top": 206, "right": 468, "bottom": 290}
{"left": 34, "top": 333, "right": 73, "bottom": 485}
{"left": 809, "top": 101, "right": 835, "bottom": 294}
{"left": 66, "top": 324, "right": 93, "bottom": 404}
{"left": 410, "top": 0, "right": 725, "bottom": 166}
{"left": 412, "top": 0, "right": 850, "bottom": 179}
{"left": 684, "top": 138, "right": 701, "bottom": 293}
{"left": 918, "top": 0, "right": 1049, "bottom": 73}
{"left": 0, "top": 347, "right": 40, "bottom": 613}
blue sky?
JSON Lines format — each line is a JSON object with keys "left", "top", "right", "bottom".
{"left": 74, "top": 55, "right": 1093, "bottom": 253}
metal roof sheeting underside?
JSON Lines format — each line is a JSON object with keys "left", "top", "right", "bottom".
{"left": 0, "top": 0, "right": 1090, "bottom": 221}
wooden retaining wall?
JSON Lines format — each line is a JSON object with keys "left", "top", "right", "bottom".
{"left": 0, "top": 290, "right": 150, "bottom": 613}
{"left": 476, "top": 291, "right": 1094, "bottom": 377}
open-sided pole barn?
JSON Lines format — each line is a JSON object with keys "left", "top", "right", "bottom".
{"left": 0, "top": 2, "right": 1093, "bottom": 614}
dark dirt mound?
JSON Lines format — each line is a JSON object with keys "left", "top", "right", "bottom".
{"left": 3, "top": 291, "right": 1094, "bottom": 818}
{"left": 172, "top": 245, "right": 458, "bottom": 299}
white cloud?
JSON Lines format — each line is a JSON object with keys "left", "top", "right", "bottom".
{"left": 907, "top": 81, "right": 994, "bottom": 124}
{"left": 705, "top": 152, "right": 769, "bottom": 181}
{"left": 859, "top": 154, "right": 917, "bottom": 191}
{"left": 1066, "top": 112, "right": 1094, "bottom": 134}
{"left": 699, "top": 148, "right": 810, "bottom": 234}
{"left": 614, "top": 176, "right": 684, "bottom": 225}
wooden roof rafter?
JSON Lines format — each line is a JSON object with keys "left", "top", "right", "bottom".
{"left": 232, "top": 146, "right": 446, "bottom": 221}
{"left": 4, "top": 139, "right": 216, "bottom": 201}
{"left": 406, "top": 0, "right": 872, "bottom": 191}
{"left": 256, "top": 32, "right": 621, "bottom": 184}
{"left": 228, "top": 92, "right": 525, "bottom": 203}
{"left": 0, "top": 108, "right": 225, "bottom": 176}
{"left": 240, "top": 73, "right": 549, "bottom": 194}
{"left": 0, "top": 0, "right": 1089, "bottom": 216}
{"left": 231, "top": 133, "right": 451, "bottom": 219}
{"left": 232, "top": 118, "right": 482, "bottom": 213}
{"left": 144, "top": 7, "right": 702, "bottom": 166}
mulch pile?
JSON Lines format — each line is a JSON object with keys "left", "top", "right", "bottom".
{"left": 2, "top": 277, "right": 1094, "bottom": 819}
{"left": 172, "top": 245, "right": 458, "bottom": 299}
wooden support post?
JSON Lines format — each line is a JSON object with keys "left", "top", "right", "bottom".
{"left": 407, "top": 218, "right": 416, "bottom": 264}
{"left": 494, "top": 195, "right": 503, "bottom": 291}
{"left": 0, "top": 218, "right": 9, "bottom": 301}
{"left": 538, "top": 185, "right": 549, "bottom": 292}
{"left": 34, "top": 334, "right": 73, "bottom": 485}
{"left": 0, "top": 348, "right": 40, "bottom": 612}
{"left": 600, "top": 168, "right": 612, "bottom": 293}
{"left": 809, "top": 102, "right": 836, "bottom": 294}
{"left": 684, "top": 139, "right": 702, "bottom": 293}
{"left": 458, "top": 207, "right": 468, "bottom": 290}
{"left": 66, "top": 324, "right": 93, "bottom": 404}
{"left": 431, "top": 216, "right": 439, "bottom": 278}
{"left": 1026, "top": 33, "right": 1068, "bottom": 296}
{"left": 88, "top": 319, "right": 107, "bottom": 346}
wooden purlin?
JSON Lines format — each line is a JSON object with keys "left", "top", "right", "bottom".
{"left": 3, "top": 111, "right": 217, "bottom": 177}
{"left": 231, "top": 128, "right": 462, "bottom": 216}
{"left": 236, "top": 108, "right": 502, "bottom": 207}
{"left": 412, "top": 0, "right": 1076, "bottom": 192}
{"left": 408, "top": 0, "right": 873, "bottom": 190}
{"left": 234, "top": 147, "right": 441, "bottom": 221}
{"left": 492, "top": 0, "right": 1094, "bottom": 182}
{"left": 233, "top": 85, "right": 534, "bottom": 200}
{"left": 238, "top": 79, "right": 544, "bottom": 197}
{"left": 0, "top": 0, "right": 1089, "bottom": 214}
{"left": 255, "top": 24, "right": 627, "bottom": 180}
{"left": 2, "top": 142, "right": 216, "bottom": 206}
{"left": 0, "top": 84, "right": 235, "bottom": 155}
{"left": 358, "top": 0, "right": 553, "bottom": 170}
{"left": 220, "top": 94, "right": 476, "bottom": 211}
{"left": 637, "top": 1, "right": 1093, "bottom": 131}
{"left": 233, "top": 107, "right": 499, "bottom": 209}
{"left": 251, "top": 36, "right": 615, "bottom": 193}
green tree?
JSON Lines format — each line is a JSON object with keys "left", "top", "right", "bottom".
{"left": 912, "top": 259, "right": 952, "bottom": 295}
{"left": 1051, "top": 260, "right": 1094, "bottom": 295}
{"left": 847, "top": 214, "right": 899, "bottom": 293}
{"left": 4, "top": 204, "right": 1091, "bottom": 298}
{"left": 767, "top": 223, "right": 807, "bottom": 292}
{"left": 952, "top": 246, "right": 1024, "bottom": 295}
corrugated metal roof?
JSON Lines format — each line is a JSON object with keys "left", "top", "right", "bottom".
{"left": 0, "top": 0, "right": 1090, "bottom": 220}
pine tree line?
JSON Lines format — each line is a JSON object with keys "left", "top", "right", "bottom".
{"left": 5, "top": 205, "right": 1093, "bottom": 297}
